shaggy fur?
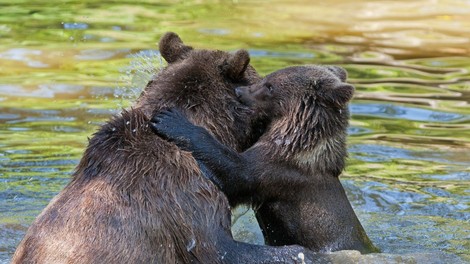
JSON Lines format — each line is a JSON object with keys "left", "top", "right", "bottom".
{"left": 151, "top": 65, "right": 379, "bottom": 253}
{"left": 12, "top": 33, "right": 320, "bottom": 263}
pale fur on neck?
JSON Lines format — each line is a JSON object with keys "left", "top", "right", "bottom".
{"left": 255, "top": 99, "right": 349, "bottom": 176}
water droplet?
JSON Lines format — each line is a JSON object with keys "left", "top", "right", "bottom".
{"left": 186, "top": 238, "right": 196, "bottom": 252}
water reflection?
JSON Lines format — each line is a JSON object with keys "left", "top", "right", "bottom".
{"left": 0, "top": 49, "right": 48, "bottom": 68}
{"left": 62, "top": 22, "right": 89, "bottom": 30}
{"left": 351, "top": 103, "right": 466, "bottom": 122}
{"left": 0, "top": 0, "right": 469, "bottom": 263}
{"left": 75, "top": 49, "right": 127, "bottom": 61}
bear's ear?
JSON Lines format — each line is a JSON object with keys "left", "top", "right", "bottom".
{"left": 220, "top": 49, "right": 250, "bottom": 81}
{"left": 326, "top": 66, "right": 348, "bottom": 82}
{"left": 324, "top": 83, "right": 355, "bottom": 107}
{"left": 159, "top": 32, "right": 193, "bottom": 63}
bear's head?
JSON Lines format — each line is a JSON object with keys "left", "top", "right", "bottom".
{"left": 236, "top": 65, "right": 355, "bottom": 170}
{"left": 135, "top": 32, "right": 262, "bottom": 150}
{"left": 235, "top": 65, "right": 354, "bottom": 119}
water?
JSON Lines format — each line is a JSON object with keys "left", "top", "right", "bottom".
{"left": 0, "top": 0, "right": 469, "bottom": 262}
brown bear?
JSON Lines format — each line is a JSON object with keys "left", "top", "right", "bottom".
{"left": 11, "top": 33, "right": 322, "bottom": 263}
{"left": 150, "top": 65, "right": 380, "bottom": 254}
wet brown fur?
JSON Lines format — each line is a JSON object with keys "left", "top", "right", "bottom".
{"left": 244, "top": 66, "right": 378, "bottom": 253}
{"left": 150, "top": 65, "right": 379, "bottom": 254}
{"left": 12, "top": 33, "right": 318, "bottom": 264}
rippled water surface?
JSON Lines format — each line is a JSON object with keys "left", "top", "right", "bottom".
{"left": 1, "top": 0, "right": 469, "bottom": 263}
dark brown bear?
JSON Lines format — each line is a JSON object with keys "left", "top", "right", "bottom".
{"left": 11, "top": 33, "right": 322, "bottom": 263}
{"left": 151, "top": 65, "right": 380, "bottom": 254}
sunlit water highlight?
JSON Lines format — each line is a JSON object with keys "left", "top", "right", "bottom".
{"left": 0, "top": 1, "right": 469, "bottom": 263}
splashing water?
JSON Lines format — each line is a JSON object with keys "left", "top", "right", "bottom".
{"left": 114, "top": 50, "right": 165, "bottom": 110}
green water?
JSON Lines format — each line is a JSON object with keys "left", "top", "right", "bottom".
{"left": 0, "top": 0, "right": 469, "bottom": 262}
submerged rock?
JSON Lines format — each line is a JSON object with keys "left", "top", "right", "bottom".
{"left": 325, "top": 250, "right": 463, "bottom": 264}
